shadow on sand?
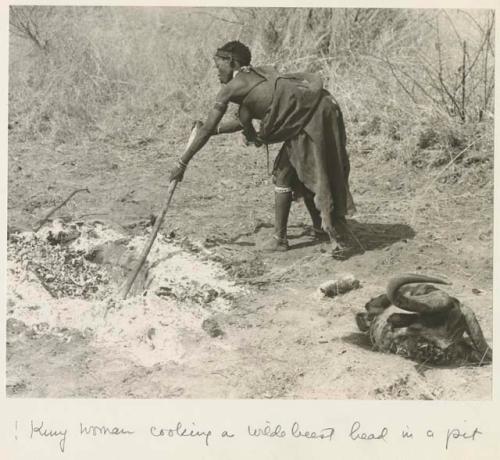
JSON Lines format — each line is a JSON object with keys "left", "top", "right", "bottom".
{"left": 203, "top": 219, "right": 416, "bottom": 260}
{"left": 341, "top": 332, "right": 373, "bottom": 351}
{"left": 289, "top": 219, "right": 416, "bottom": 256}
{"left": 341, "top": 332, "right": 489, "bottom": 371}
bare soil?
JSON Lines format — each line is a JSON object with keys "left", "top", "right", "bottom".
{"left": 6, "top": 130, "right": 493, "bottom": 399}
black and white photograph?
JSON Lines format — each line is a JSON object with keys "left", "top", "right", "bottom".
{"left": 5, "top": 5, "right": 494, "bottom": 403}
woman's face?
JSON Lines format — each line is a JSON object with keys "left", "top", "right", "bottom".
{"left": 213, "top": 56, "right": 233, "bottom": 84}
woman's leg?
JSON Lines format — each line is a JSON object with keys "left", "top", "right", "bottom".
{"left": 303, "top": 189, "right": 322, "bottom": 232}
{"left": 262, "top": 146, "right": 295, "bottom": 251}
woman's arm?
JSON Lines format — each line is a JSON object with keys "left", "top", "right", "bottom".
{"left": 169, "top": 87, "right": 231, "bottom": 182}
{"left": 180, "top": 101, "right": 228, "bottom": 164}
{"left": 214, "top": 117, "right": 243, "bottom": 135}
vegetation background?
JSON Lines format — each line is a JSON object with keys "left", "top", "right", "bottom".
{"left": 9, "top": 7, "right": 494, "bottom": 166}
{"left": 6, "top": 7, "right": 495, "bottom": 400}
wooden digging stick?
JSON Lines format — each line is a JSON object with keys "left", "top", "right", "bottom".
{"left": 120, "top": 125, "right": 199, "bottom": 300}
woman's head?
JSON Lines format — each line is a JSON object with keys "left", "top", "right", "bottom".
{"left": 213, "top": 41, "right": 251, "bottom": 83}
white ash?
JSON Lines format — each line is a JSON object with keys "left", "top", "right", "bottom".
{"left": 7, "top": 220, "right": 245, "bottom": 366}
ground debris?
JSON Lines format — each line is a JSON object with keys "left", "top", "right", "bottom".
{"left": 373, "top": 373, "right": 442, "bottom": 400}
{"left": 202, "top": 317, "right": 224, "bottom": 338}
{"left": 46, "top": 219, "right": 82, "bottom": 244}
{"left": 7, "top": 219, "right": 245, "bottom": 370}
{"left": 319, "top": 273, "right": 360, "bottom": 297}
{"left": 8, "top": 229, "right": 111, "bottom": 300}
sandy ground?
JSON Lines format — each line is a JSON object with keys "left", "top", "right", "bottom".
{"left": 6, "top": 129, "right": 493, "bottom": 399}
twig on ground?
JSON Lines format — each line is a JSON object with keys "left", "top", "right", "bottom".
{"left": 34, "top": 188, "right": 90, "bottom": 232}
{"left": 75, "top": 212, "right": 109, "bottom": 219}
{"left": 192, "top": 10, "right": 244, "bottom": 26}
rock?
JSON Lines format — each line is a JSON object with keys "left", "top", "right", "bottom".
{"left": 202, "top": 317, "right": 224, "bottom": 338}
{"left": 319, "top": 273, "right": 360, "bottom": 297}
{"left": 85, "top": 240, "right": 129, "bottom": 264}
{"left": 147, "top": 327, "right": 156, "bottom": 340}
{"left": 7, "top": 381, "right": 27, "bottom": 395}
{"left": 203, "top": 288, "right": 219, "bottom": 303}
{"left": 47, "top": 220, "right": 81, "bottom": 245}
{"left": 6, "top": 318, "right": 27, "bottom": 335}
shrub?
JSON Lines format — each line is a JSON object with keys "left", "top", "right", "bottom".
{"left": 9, "top": 5, "right": 494, "bottom": 170}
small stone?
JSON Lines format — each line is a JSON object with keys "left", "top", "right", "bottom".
{"left": 319, "top": 273, "right": 360, "bottom": 297}
{"left": 7, "top": 318, "right": 27, "bottom": 335}
{"left": 203, "top": 288, "right": 219, "bottom": 303}
{"left": 147, "top": 327, "right": 156, "bottom": 340}
{"left": 202, "top": 318, "right": 224, "bottom": 338}
{"left": 87, "top": 229, "right": 99, "bottom": 238}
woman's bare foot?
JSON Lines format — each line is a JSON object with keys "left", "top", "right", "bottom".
{"left": 261, "top": 235, "right": 289, "bottom": 252}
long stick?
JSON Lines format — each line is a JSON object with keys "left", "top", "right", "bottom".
{"left": 120, "top": 125, "right": 198, "bottom": 300}
{"left": 34, "top": 187, "right": 90, "bottom": 232}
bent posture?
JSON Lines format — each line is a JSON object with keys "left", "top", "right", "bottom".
{"left": 356, "top": 274, "right": 492, "bottom": 365}
{"left": 169, "top": 41, "right": 356, "bottom": 257}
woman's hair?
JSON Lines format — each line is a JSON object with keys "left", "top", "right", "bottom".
{"left": 216, "top": 41, "right": 252, "bottom": 66}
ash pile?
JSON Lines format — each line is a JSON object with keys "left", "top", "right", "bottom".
{"left": 7, "top": 219, "right": 244, "bottom": 365}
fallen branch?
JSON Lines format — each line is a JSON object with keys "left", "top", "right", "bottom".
{"left": 34, "top": 187, "right": 90, "bottom": 232}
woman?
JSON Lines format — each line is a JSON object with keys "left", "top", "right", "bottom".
{"left": 169, "top": 40, "right": 356, "bottom": 257}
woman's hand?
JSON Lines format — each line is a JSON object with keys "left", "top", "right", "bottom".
{"left": 192, "top": 120, "right": 204, "bottom": 130}
{"left": 243, "top": 130, "right": 263, "bottom": 147}
{"left": 168, "top": 120, "right": 205, "bottom": 182}
{"left": 169, "top": 162, "right": 187, "bottom": 182}
{"left": 241, "top": 119, "right": 263, "bottom": 147}
{"left": 253, "top": 137, "right": 263, "bottom": 148}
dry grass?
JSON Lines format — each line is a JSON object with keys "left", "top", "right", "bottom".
{"left": 8, "top": 7, "right": 494, "bottom": 233}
